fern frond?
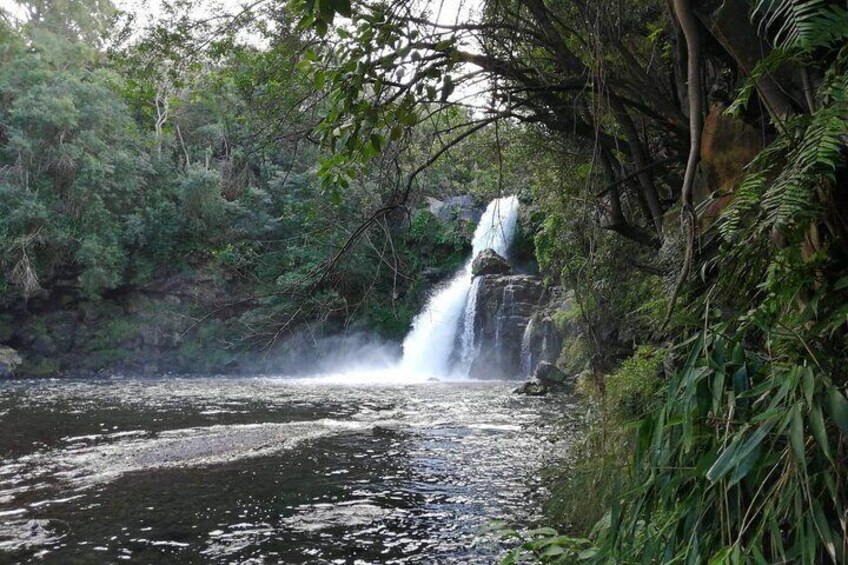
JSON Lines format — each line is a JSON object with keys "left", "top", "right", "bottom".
{"left": 761, "top": 165, "right": 818, "bottom": 229}
{"left": 795, "top": 5, "right": 848, "bottom": 50}
{"left": 760, "top": 103, "right": 846, "bottom": 229}
{"left": 725, "top": 49, "right": 797, "bottom": 116}
{"left": 751, "top": 0, "right": 848, "bottom": 51}
{"left": 794, "top": 111, "right": 844, "bottom": 176}
{"left": 719, "top": 170, "right": 768, "bottom": 240}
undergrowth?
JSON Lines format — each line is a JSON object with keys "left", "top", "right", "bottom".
{"left": 504, "top": 10, "right": 848, "bottom": 565}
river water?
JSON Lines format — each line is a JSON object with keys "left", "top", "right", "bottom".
{"left": 0, "top": 374, "right": 575, "bottom": 563}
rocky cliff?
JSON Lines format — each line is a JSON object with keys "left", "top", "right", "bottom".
{"left": 462, "top": 272, "right": 564, "bottom": 380}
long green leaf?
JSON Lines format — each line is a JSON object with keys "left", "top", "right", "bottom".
{"left": 825, "top": 386, "right": 848, "bottom": 433}
{"left": 706, "top": 419, "right": 777, "bottom": 483}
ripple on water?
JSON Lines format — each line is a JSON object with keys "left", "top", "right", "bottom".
{"left": 0, "top": 375, "right": 577, "bottom": 563}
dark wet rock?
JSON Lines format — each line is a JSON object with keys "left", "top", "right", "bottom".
{"left": 514, "top": 379, "right": 548, "bottom": 396}
{"left": 471, "top": 249, "right": 512, "bottom": 276}
{"left": 0, "top": 345, "right": 22, "bottom": 377}
{"left": 533, "top": 361, "right": 564, "bottom": 384}
{"left": 460, "top": 272, "right": 570, "bottom": 380}
{"left": 466, "top": 275, "right": 548, "bottom": 380}
{"left": 520, "top": 312, "right": 561, "bottom": 371}
{"left": 6, "top": 266, "right": 260, "bottom": 377}
{"left": 532, "top": 361, "right": 575, "bottom": 392}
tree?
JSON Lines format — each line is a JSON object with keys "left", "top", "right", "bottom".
{"left": 18, "top": 0, "right": 117, "bottom": 46}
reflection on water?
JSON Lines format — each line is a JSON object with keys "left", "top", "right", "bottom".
{"left": 0, "top": 374, "right": 575, "bottom": 563}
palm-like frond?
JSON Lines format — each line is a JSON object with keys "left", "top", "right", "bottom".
{"left": 722, "top": 65, "right": 847, "bottom": 237}
{"left": 752, "top": 0, "right": 848, "bottom": 50}
{"left": 762, "top": 95, "right": 845, "bottom": 229}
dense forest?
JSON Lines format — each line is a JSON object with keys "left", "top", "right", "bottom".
{"left": 1, "top": 0, "right": 847, "bottom": 562}
{"left": 0, "top": 0, "right": 516, "bottom": 374}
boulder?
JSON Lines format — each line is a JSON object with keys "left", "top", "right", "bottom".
{"left": 426, "top": 196, "right": 445, "bottom": 216}
{"left": 0, "top": 346, "right": 23, "bottom": 377}
{"left": 514, "top": 379, "right": 548, "bottom": 396}
{"left": 471, "top": 249, "right": 511, "bottom": 276}
{"left": 532, "top": 361, "right": 574, "bottom": 392}
{"left": 533, "top": 361, "right": 564, "bottom": 384}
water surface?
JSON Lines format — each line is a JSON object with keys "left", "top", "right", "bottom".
{"left": 0, "top": 374, "right": 575, "bottom": 563}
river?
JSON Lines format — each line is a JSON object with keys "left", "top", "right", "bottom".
{"left": 0, "top": 374, "right": 576, "bottom": 563}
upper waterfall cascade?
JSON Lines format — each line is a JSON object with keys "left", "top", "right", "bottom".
{"left": 400, "top": 196, "right": 520, "bottom": 376}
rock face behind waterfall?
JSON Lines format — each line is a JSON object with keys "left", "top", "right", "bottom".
{"left": 465, "top": 274, "right": 561, "bottom": 379}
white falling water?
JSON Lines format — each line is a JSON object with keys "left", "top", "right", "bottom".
{"left": 519, "top": 316, "right": 535, "bottom": 375}
{"left": 400, "top": 196, "right": 520, "bottom": 377}
{"left": 457, "top": 276, "right": 482, "bottom": 375}
{"left": 493, "top": 284, "right": 515, "bottom": 354}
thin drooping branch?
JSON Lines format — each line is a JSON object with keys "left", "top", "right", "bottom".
{"left": 598, "top": 150, "right": 659, "bottom": 248}
{"left": 665, "top": 0, "right": 702, "bottom": 328}
{"left": 400, "top": 115, "right": 499, "bottom": 202}
{"left": 608, "top": 93, "right": 665, "bottom": 236}
{"left": 595, "top": 156, "right": 677, "bottom": 198}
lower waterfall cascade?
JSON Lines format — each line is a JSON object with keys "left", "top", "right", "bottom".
{"left": 400, "top": 196, "right": 520, "bottom": 377}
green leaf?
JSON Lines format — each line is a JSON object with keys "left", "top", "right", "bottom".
{"left": 809, "top": 402, "right": 832, "bottom": 461}
{"left": 788, "top": 402, "right": 806, "bottom": 469}
{"left": 525, "top": 527, "right": 558, "bottom": 537}
{"left": 706, "top": 419, "right": 777, "bottom": 483}
{"left": 542, "top": 545, "right": 566, "bottom": 557}
{"left": 578, "top": 548, "right": 598, "bottom": 560}
{"left": 800, "top": 366, "right": 815, "bottom": 408}
{"left": 825, "top": 385, "right": 848, "bottom": 433}
{"left": 727, "top": 443, "right": 760, "bottom": 487}
{"left": 708, "top": 547, "right": 731, "bottom": 565}
{"left": 711, "top": 368, "right": 726, "bottom": 414}
{"left": 316, "top": 0, "right": 335, "bottom": 23}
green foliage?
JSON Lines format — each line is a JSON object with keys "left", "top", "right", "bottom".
{"left": 723, "top": 62, "right": 847, "bottom": 240}
{"left": 1, "top": 2, "right": 462, "bottom": 355}
{"left": 407, "top": 209, "right": 469, "bottom": 270}
{"left": 359, "top": 297, "right": 415, "bottom": 338}
{"left": 532, "top": 141, "right": 664, "bottom": 369}
{"left": 580, "top": 31, "right": 848, "bottom": 565}
{"left": 542, "top": 347, "right": 663, "bottom": 545}
{"left": 520, "top": 7, "right": 848, "bottom": 564}
{"left": 593, "top": 328, "right": 847, "bottom": 564}
{"left": 752, "top": 0, "right": 848, "bottom": 51}
{"left": 0, "top": 19, "right": 141, "bottom": 298}
{"left": 604, "top": 346, "right": 664, "bottom": 422}
{"left": 495, "top": 524, "right": 596, "bottom": 564}
{"left": 19, "top": 356, "right": 60, "bottom": 376}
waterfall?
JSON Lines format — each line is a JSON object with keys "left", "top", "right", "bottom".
{"left": 494, "top": 284, "right": 515, "bottom": 353}
{"left": 400, "top": 196, "right": 520, "bottom": 376}
{"left": 457, "top": 277, "right": 482, "bottom": 375}
{"left": 519, "top": 316, "right": 535, "bottom": 375}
